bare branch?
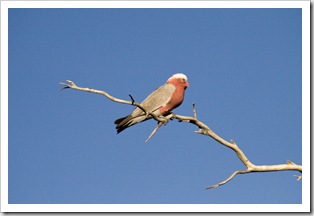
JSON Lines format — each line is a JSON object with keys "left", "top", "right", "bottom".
{"left": 59, "top": 80, "right": 302, "bottom": 189}
{"left": 59, "top": 80, "right": 132, "bottom": 105}
{"left": 170, "top": 113, "right": 302, "bottom": 188}
{"left": 206, "top": 170, "right": 250, "bottom": 189}
{"left": 59, "top": 80, "right": 167, "bottom": 124}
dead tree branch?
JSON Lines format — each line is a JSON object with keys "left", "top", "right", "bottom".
{"left": 59, "top": 80, "right": 302, "bottom": 189}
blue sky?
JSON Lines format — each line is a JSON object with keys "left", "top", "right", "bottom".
{"left": 7, "top": 7, "right": 303, "bottom": 207}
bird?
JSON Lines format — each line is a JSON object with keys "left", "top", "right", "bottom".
{"left": 114, "top": 73, "right": 189, "bottom": 133}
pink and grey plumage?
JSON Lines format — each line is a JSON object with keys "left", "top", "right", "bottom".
{"left": 114, "top": 73, "right": 189, "bottom": 133}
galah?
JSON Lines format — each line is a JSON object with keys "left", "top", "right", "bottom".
{"left": 114, "top": 73, "right": 189, "bottom": 133}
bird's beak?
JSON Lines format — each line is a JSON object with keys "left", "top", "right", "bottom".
{"left": 184, "top": 81, "right": 189, "bottom": 89}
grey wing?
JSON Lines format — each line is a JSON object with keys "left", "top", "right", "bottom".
{"left": 130, "top": 83, "right": 176, "bottom": 117}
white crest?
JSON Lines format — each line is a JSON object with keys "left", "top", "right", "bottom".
{"left": 169, "top": 73, "right": 188, "bottom": 81}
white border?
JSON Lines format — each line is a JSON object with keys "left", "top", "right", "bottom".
{"left": 1, "top": 1, "right": 9, "bottom": 213}
{"left": 1, "top": 0, "right": 310, "bottom": 213}
{"left": 0, "top": 0, "right": 310, "bottom": 9}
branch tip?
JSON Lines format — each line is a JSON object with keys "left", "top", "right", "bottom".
{"left": 206, "top": 185, "right": 218, "bottom": 190}
{"left": 192, "top": 102, "right": 197, "bottom": 119}
{"left": 59, "top": 86, "right": 70, "bottom": 91}
{"left": 293, "top": 175, "right": 302, "bottom": 181}
{"left": 59, "top": 80, "right": 77, "bottom": 91}
{"left": 286, "top": 160, "right": 296, "bottom": 165}
{"left": 231, "top": 140, "right": 237, "bottom": 145}
{"left": 194, "top": 128, "right": 205, "bottom": 134}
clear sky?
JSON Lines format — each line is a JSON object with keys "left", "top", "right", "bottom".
{"left": 8, "top": 7, "right": 302, "bottom": 206}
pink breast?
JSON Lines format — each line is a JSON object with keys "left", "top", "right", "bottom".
{"left": 159, "top": 86, "right": 185, "bottom": 115}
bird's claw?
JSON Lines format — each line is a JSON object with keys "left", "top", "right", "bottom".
{"left": 161, "top": 117, "right": 169, "bottom": 125}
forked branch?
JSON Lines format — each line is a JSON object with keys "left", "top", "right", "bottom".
{"left": 59, "top": 80, "right": 302, "bottom": 189}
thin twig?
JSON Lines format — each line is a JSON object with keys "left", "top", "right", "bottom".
{"left": 192, "top": 103, "right": 197, "bottom": 119}
{"left": 145, "top": 122, "right": 164, "bottom": 142}
{"left": 128, "top": 94, "right": 135, "bottom": 104}
{"left": 294, "top": 175, "right": 302, "bottom": 181}
{"left": 206, "top": 170, "right": 250, "bottom": 189}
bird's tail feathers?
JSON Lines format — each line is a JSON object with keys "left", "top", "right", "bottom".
{"left": 114, "top": 116, "right": 128, "bottom": 125}
{"left": 114, "top": 115, "right": 149, "bottom": 134}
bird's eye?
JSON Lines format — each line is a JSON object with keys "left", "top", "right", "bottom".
{"left": 181, "top": 78, "right": 186, "bottom": 82}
